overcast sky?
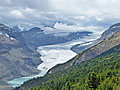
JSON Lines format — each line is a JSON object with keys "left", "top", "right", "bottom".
{"left": 0, "top": 0, "right": 120, "bottom": 30}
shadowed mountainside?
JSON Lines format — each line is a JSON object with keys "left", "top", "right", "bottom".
{"left": 0, "top": 24, "right": 42, "bottom": 90}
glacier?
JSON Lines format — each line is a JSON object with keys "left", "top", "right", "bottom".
{"left": 8, "top": 33, "right": 99, "bottom": 87}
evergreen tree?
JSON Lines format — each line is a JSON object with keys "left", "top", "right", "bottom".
{"left": 87, "top": 72, "right": 100, "bottom": 90}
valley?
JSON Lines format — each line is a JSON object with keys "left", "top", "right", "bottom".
{"left": 14, "top": 23, "right": 120, "bottom": 90}
{"left": 1, "top": 0, "right": 120, "bottom": 90}
{"left": 8, "top": 33, "right": 98, "bottom": 88}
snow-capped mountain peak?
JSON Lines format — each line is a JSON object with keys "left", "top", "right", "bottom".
{"left": 17, "top": 25, "right": 25, "bottom": 31}
{"left": 13, "top": 25, "right": 26, "bottom": 32}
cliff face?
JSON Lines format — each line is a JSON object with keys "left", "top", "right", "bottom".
{"left": 49, "top": 24, "right": 120, "bottom": 73}
{"left": 0, "top": 24, "right": 42, "bottom": 89}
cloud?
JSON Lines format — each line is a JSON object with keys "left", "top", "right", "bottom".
{"left": 54, "top": 22, "right": 86, "bottom": 31}
{"left": 0, "top": 0, "right": 120, "bottom": 31}
{"left": 10, "top": 10, "right": 24, "bottom": 18}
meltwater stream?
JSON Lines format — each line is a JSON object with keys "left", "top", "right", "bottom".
{"left": 8, "top": 34, "right": 98, "bottom": 88}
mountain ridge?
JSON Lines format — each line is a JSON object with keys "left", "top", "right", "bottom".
{"left": 0, "top": 24, "right": 42, "bottom": 90}
{"left": 71, "top": 23, "right": 120, "bottom": 54}
{"left": 22, "top": 26, "right": 92, "bottom": 49}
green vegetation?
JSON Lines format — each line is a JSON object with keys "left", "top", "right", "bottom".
{"left": 17, "top": 44, "right": 120, "bottom": 90}
{"left": 87, "top": 72, "right": 100, "bottom": 90}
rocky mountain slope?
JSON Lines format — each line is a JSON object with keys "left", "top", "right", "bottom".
{"left": 71, "top": 23, "right": 120, "bottom": 54}
{"left": 0, "top": 24, "right": 42, "bottom": 90}
{"left": 48, "top": 23, "right": 120, "bottom": 73}
{"left": 22, "top": 27, "right": 92, "bottom": 49}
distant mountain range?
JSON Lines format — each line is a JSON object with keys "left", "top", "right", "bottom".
{"left": 22, "top": 27, "right": 92, "bottom": 49}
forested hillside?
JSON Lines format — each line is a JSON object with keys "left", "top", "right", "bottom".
{"left": 16, "top": 43, "right": 120, "bottom": 90}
